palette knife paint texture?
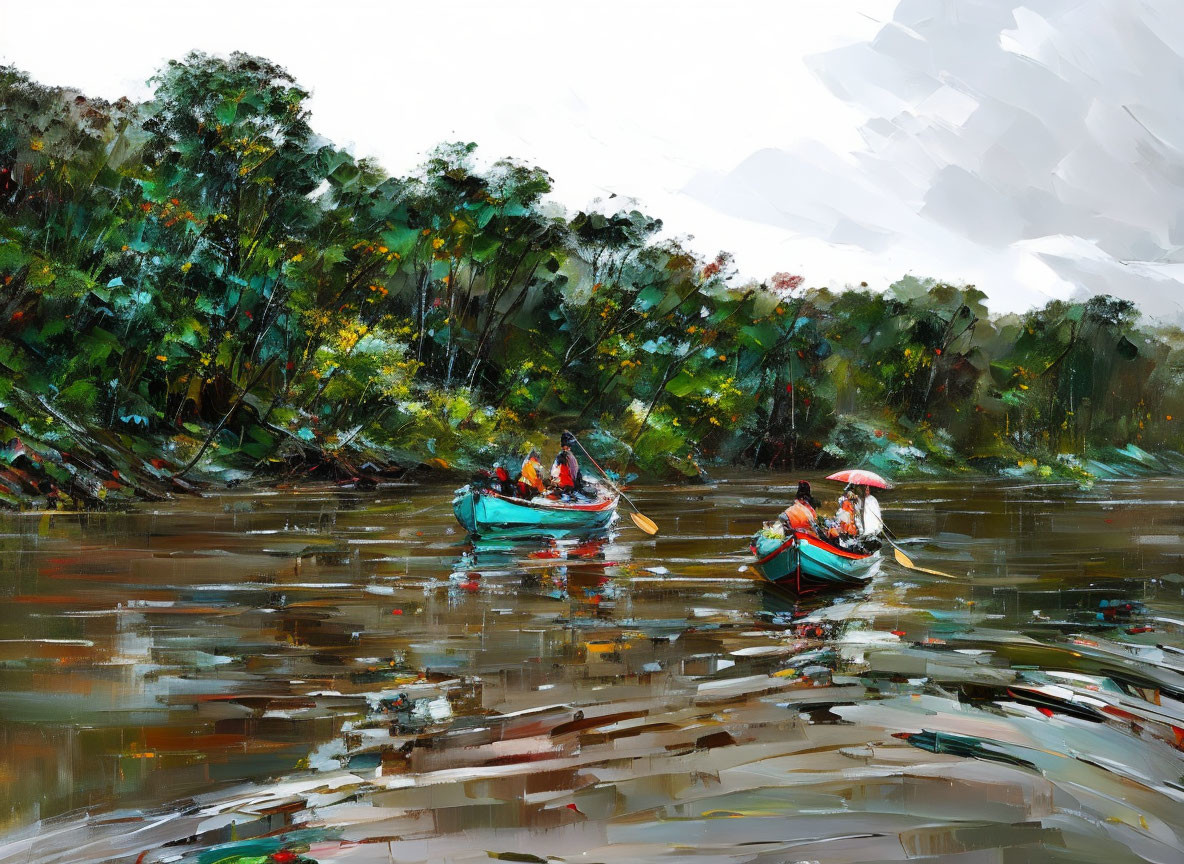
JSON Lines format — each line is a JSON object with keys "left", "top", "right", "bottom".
{"left": 0, "top": 2, "right": 1183, "bottom": 862}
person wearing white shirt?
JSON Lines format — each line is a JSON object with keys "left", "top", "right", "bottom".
{"left": 858, "top": 484, "right": 883, "bottom": 538}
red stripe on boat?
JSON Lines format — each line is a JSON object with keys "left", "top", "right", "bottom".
{"left": 755, "top": 530, "right": 873, "bottom": 564}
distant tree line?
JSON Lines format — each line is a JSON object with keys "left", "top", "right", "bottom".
{"left": 0, "top": 52, "right": 1179, "bottom": 506}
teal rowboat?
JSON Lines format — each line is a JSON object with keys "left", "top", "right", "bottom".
{"left": 749, "top": 529, "right": 880, "bottom": 594}
{"left": 452, "top": 485, "right": 618, "bottom": 537}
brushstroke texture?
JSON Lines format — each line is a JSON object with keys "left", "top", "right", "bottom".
{"left": 0, "top": 477, "right": 1181, "bottom": 862}
{"left": 687, "top": 0, "right": 1184, "bottom": 318}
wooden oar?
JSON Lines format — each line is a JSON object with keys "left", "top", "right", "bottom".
{"left": 882, "top": 526, "right": 957, "bottom": 579}
{"left": 572, "top": 438, "right": 659, "bottom": 535}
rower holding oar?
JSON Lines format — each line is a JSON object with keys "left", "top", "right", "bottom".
{"left": 855, "top": 483, "right": 884, "bottom": 549}
{"left": 568, "top": 431, "right": 659, "bottom": 535}
{"left": 750, "top": 478, "right": 878, "bottom": 593}
{"left": 551, "top": 431, "right": 587, "bottom": 499}
{"left": 824, "top": 468, "right": 956, "bottom": 579}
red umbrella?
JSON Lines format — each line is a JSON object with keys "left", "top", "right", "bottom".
{"left": 826, "top": 469, "right": 893, "bottom": 489}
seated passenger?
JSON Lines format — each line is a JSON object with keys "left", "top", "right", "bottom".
{"left": 779, "top": 480, "right": 822, "bottom": 537}
{"left": 827, "top": 490, "right": 860, "bottom": 546}
{"left": 517, "top": 448, "right": 545, "bottom": 498}
{"left": 492, "top": 462, "right": 516, "bottom": 496}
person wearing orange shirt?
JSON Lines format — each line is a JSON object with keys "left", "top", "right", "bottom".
{"left": 517, "top": 448, "right": 545, "bottom": 498}
{"left": 827, "top": 490, "right": 860, "bottom": 546}
{"left": 779, "top": 481, "right": 822, "bottom": 537}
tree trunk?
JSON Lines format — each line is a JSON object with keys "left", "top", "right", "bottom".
{"left": 176, "top": 357, "right": 277, "bottom": 479}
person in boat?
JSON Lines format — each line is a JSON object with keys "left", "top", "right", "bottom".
{"left": 855, "top": 483, "right": 884, "bottom": 550}
{"left": 492, "top": 461, "right": 516, "bottom": 497}
{"left": 826, "top": 490, "right": 860, "bottom": 547}
{"left": 551, "top": 431, "right": 586, "bottom": 498}
{"left": 779, "top": 480, "right": 823, "bottom": 537}
{"left": 517, "top": 448, "right": 545, "bottom": 499}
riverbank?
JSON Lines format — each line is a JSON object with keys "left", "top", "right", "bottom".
{"left": 5, "top": 55, "right": 1184, "bottom": 517}
{"left": 0, "top": 393, "right": 1180, "bottom": 512}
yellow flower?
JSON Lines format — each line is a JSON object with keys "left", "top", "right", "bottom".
{"left": 431, "top": 238, "right": 445, "bottom": 249}
{"left": 291, "top": 253, "right": 303, "bottom": 262}
{"left": 181, "top": 262, "right": 192, "bottom": 273}
{"left": 30, "top": 139, "right": 43, "bottom": 151}
{"left": 156, "top": 355, "right": 167, "bottom": 362}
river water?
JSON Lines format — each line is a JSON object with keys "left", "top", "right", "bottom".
{"left": 1, "top": 475, "right": 1182, "bottom": 863}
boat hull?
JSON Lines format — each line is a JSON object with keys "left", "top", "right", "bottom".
{"left": 750, "top": 530, "right": 879, "bottom": 593}
{"left": 452, "top": 486, "right": 618, "bottom": 537}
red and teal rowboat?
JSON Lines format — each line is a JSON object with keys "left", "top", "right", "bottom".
{"left": 749, "top": 529, "right": 880, "bottom": 593}
{"left": 452, "top": 485, "right": 618, "bottom": 537}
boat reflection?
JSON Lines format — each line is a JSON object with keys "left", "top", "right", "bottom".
{"left": 448, "top": 534, "right": 616, "bottom": 606}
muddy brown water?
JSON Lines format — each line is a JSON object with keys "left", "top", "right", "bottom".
{"left": 1, "top": 474, "right": 1182, "bottom": 862}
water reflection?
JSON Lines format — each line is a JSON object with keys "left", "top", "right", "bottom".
{"left": 449, "top": 534, "right": 615, "bottom": 604}
{"left": 0, "top": 477, "right": 1181, "bottom": 862}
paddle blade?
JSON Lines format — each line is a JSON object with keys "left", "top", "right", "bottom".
{"left": 893, "top": 543, "right": 956, "bottom": 578}
{"left": 630, "top": 511, "right": 659, "bottom": 535}
{"left": 893, "top": 545, "right": 916, "bottom": 569}
{"left": 915, "top": 565, "right": 958, "bottom": 579}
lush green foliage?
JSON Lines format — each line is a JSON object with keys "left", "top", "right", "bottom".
{"left": 0, "top": 53, "right": 1180, "bottom": 506}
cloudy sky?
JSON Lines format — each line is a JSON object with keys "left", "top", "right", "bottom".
{"left": 3, "top": 0, "right": 1181, "bottom": 317}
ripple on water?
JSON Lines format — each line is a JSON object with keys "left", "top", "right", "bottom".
{"left": 0, "top": 474, "right": 1181, "bottom": 862}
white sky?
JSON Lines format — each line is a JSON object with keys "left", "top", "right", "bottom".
{"left": 5, "top": 1, "right": 1179, "bottom": 317}
{"left": 0, "top": 1, "right": 888, "bottom": 280}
